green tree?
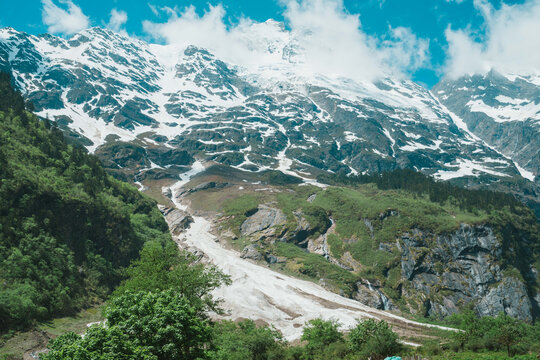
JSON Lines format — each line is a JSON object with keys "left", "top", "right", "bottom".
{"left": 41, "top": 327, "right": 157, "bottom": 360}
{"left": 114, "top": 240, "right": 230, "bottom": 312}
{"left": 494, "top": 313, "right": 525, "bottom": 357}
{"left": 347, "top": 318, "right": 401, "bottom": 360}
{"left": 0, "top": 282, "right": 45, "bottom": 329}
{"left": 0, "top": 72, "right": 172, "bottom": 331}
{"left": 301, "top": 318, "right": 343, "bottom": 355}
{"left": 103, "top": 290, "right": 213, "bottom": 360}
{"left": 448, "top": 309, "right": 482, "bottom": 350}
{"left": 209, "top": 320, "right": 285, "bottom": 360}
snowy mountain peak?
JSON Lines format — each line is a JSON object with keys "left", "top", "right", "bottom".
{"left": 0, "top": 27, "right": 537, "bottom": 199}
{"left": 0, "top": 27, "right": 20, "bottom": 39}
{"left": 434, "top": 69, "right": 539, "bottom": 183}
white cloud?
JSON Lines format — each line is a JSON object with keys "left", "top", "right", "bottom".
{"left": 142, "top": 0, "right": 429, "bottom": 82}
{"left": 444, "top": 0, "right": 540, "bottom": 78}
{"left": 283, "top": 0, "right": 383, "bottom": 79}
{"left": 41, "top": 0, "right": 89, "bottom": 35}
{"left": 382, "top": 27, "right": 430, "bottom": 75}
{"left": 148, "top": 4, "right": 160, "bottom": 17}
{"left": 107, "top": 9, "right": 128, "bottom": 34}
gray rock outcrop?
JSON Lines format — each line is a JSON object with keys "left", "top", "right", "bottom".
{"left": 241, "top": 244, "right": 263, "bottom": 261}
{"left": 355, "top": 280, "right": 394, "bottom": 310}
{"left": 400, "top": 223, "right": 536, "bottom": 322}
{"left": 240, "top": 205, "right": 287, "bottom": 237}
{"left": 161, "top": 207, "right": 194, "bottom": 235}
{"left": 476, "top": 277, "right": 532, "bottom": 320}
{"left": 178, "top": 181, "right": 229, "bottom": 197}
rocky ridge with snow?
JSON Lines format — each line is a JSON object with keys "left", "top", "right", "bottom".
{"left": 434, "top": 70, "right": 539, "bottom": 184}
{"left": 0, "top": 26, "right": 536, "bottom": 199}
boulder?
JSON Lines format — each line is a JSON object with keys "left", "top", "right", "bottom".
{"left": 162, "top": 187, "right": 172, "bottom": 199}
{"left": 186, "top": 246, "right": 209, "bottom": 263}
{"left": 241, "top": 244, "right": 263, "bottom": 260}
{"left": 265, "top": 254, "right": 287, "bottom": 264}
{"left": 240, "top": 205, "right": 287, "bottom": 236}
{"left": 161, "top": 207, "right": 194, "bottom": 235}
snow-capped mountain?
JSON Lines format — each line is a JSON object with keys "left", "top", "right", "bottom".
{"left": 0, "top": 27, "right": 536, "bottom": 194}
{"left": 434, "top": 70, "right": 539, "bottom": 184}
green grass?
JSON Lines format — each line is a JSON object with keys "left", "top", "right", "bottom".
{"left": 0, "top": 306, "right": 103, "bottom": 359}
{"left": 223, "top": 194, "right": 259, "bottom": 216}
{"left": 327, "top": 234, "right": 344, "bottom": 259}
{"left": 275, "top": 186, "right": 321, "bottom": 225}
{"left": 272, "top": 242, "right": 358, "bottom": 296}
{"left": 37, "top": 307, "right": 103, "bottom": 336}
{"left": 229, "top": 236, "right": 253, "bottom": 252}
{"left": 223, "top": 194, "right": 260, "bottom": 235}
{"left": 311, "top": 186, "right": 488, "bottom": 239}
{"left": 210, "top": 179, "right": 537, "bottom": 314}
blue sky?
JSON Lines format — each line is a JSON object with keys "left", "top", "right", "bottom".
{"left": 0, "top": 0, "right": 536, "bottom": 87}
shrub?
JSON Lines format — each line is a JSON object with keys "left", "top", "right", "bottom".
{"left": 301, "top": 318, "right": 343, "bottom": 354}
{"left": 347, "top": 319, "right": 402, "bottom": 360}
{"left": 209, "top": 320, "right": 285, "bottom": 360}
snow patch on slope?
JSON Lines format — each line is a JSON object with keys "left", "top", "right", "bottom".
{"left": 436, "top": 98, "right": 535, "bottom": 181}
{"left": 434, "top": 158, "right": 510, "bottom": 181}
{"left": 466, "top": 99, "right": 540, "bottom": 123}
{"left": 166, "top": 162, "right": 457, "bottom": 342}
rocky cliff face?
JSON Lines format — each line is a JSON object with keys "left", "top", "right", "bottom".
{"left": 400, "top": 224, "right": 536, "bottom": 322}
{"left": 222, "top": 202, "right": 538, "bottom": 321}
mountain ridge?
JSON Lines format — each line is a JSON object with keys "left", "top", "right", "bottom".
{"left": 434, "top": 69, "right": 539, "bottom": 184}
{"left": 0, "top": 26, "right": 537, "bottom": 210}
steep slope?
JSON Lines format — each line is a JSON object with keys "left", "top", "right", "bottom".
{"left": 433, "top": 70, "right": 539, "bottom": 183}
{"left": 173, "top": 163, "right": 540, "bottom": 323}
{"left": 162, "top": 161, "right": 461, "bottom": 344}
{"left": 0, "top": 27, "right": 533, "bottom": 195}
{"left": 0, "top": 73, "right": 171, "bottom": 332}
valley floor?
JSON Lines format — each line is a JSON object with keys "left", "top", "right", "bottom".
{"left": 165, "top": 161, "right": 457, "bottom": 344}
{"left": 0, "top": 307, "right": 103, "bottom": 360}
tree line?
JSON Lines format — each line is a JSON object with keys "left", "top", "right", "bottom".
{"left": 318, "top": 168, "right": 523, "bottom": 213}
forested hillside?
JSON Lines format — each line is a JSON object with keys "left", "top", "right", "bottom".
{"left": 0, "top": 73, "right": 171, "bottom": 331}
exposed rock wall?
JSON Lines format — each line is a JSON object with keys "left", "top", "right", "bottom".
{"left": 400, "top": 224, "right": 537, "bottom": 322}
{"left": 160, "top": 206, "right": 193, "bottom": 236}
{"left": 235, "top": 205, "right": 538, "bottom": 321}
